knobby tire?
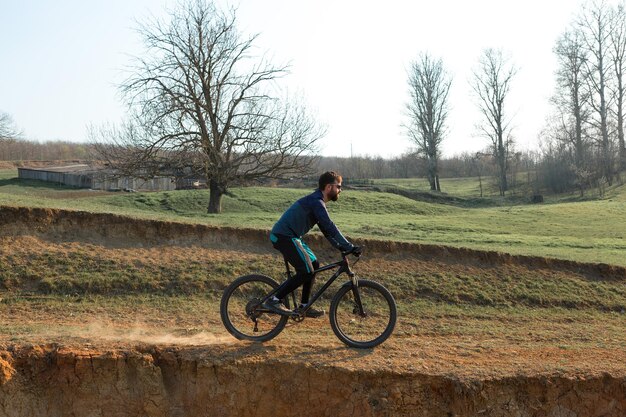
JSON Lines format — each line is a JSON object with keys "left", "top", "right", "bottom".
{"left": 220, "top": 274, "right": 288, "bottom": 342}
{"left": 329, "top": 279, "right": 397, "bottom": 348}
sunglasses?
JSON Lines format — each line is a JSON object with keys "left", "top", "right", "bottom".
{"left": 330, "top": 183, "right": 342, "bottom": 189}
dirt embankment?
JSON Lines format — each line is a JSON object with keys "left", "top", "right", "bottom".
{"left": 0, "top": 345, "right": 624, "bottom": 417}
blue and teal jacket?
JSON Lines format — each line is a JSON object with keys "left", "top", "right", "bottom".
{"left": 270, "top": 189, "right": 354, "bottom": 252}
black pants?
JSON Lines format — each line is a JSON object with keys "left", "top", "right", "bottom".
{"left": 271, "top": 235, "right": 319, "bottom": 304}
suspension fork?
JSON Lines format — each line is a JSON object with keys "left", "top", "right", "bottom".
{"left": 348, "top": 270, "right": 366, "bottom": 316}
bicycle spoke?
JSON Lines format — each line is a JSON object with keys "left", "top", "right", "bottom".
{"left": 330, "top": 280, "right": 396, "bottom": 348}
{"left": 221, "top": 275, "right": 288, "bottom": 342}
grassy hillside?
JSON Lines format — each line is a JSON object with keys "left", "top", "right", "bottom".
{"left": 1, "top": 168, "right": 625, "bottom": 266}
{"left": 372, "top": 177, "right": 487, "bottom": 197}
{"left": 2, "top": 237, "right": 626, "bottom": 314}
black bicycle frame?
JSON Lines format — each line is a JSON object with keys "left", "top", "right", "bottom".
{"left": 262, "top": 255, "right": 362, "bottom": 316}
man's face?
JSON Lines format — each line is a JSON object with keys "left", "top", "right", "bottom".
{"left": 327, "top": 182, "right": 342, "bottom": 201}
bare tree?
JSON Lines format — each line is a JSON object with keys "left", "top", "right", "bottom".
{"left": 0, "top": 112, "right": 22, "bottom": 140}
{"left": 577, "top": 0, "right": 615, "bottom": 185}
{"left": 610, "top": 2, "right": 626, "bottom": 174}
{"left": 405, "top": 53, "right": 452, "bottom": 192}
{"left": 92, "top": 0, "right": 324, "bottom": 213}
{"left": 0, "top": 112, "right": 23, "bottom": 161}
{"left": 471, "top": 48, "right": 517, "bottom": 196}
{"left": 551, "top": 28, "right": 592, "bottom": 195}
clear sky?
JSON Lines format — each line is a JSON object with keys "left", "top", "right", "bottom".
{"left": 1, "top": 0, "right": 590, "bottom": 158}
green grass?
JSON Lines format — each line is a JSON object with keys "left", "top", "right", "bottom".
{"left": 372, "top": 176, "right": 488, "bottom": 197}
{"left": 2, "top": 168, "right": 626, "bottom": 266}
{"left": 0, "top": 249, "right": 254, "bottom": 295}
{"left": 2, "top": 242, "right": 625, "bottom": 313}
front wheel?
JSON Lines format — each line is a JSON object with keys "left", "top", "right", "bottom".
{"left": 220, "top": 274, "right": 288, "bottom": 342}
{"left": 329, "top": 279, "right": 397, "bottom": 348}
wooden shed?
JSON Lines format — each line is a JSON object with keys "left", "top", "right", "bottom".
{"left": 17, "top": 165, "right": 177, "bottom": 192}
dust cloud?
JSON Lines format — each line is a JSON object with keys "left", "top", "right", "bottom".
{"left": 78, "top": 321, "right": 234, "bottom": 346}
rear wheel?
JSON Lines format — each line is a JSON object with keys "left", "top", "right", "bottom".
{"left": 220, "top": 274, "right": 288, "bottom": 342}
{"left": 329, "top": 279, "right": 396, "bottom": 348}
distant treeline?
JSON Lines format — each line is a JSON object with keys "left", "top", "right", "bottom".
{"left": 0, "top": 138, "right": 93, "bottom": 162}
{"left": 0, "top": 138, "right": 507, "bottom": 179}
{"left": 0, "top": 138, "right": 621, "bottom": 196}
{"left": 323, "top": 150, "right": 625, "bottom": 196}
{"left": 319, "top": 151, "right": 534, "bottom": 179}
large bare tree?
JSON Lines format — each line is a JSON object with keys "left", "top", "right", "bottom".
{"left": 93, "top": 0, "right": 323, "bottom": 213}
{"left": 471, "top": 48, "right": 517, "bottom": 196}
{"left": 405, "top": 53, "right": 452, "bottom": 192}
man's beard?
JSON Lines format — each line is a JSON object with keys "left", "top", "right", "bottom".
{"left": 330, "top": 193, "right": 339, "bottom": 201}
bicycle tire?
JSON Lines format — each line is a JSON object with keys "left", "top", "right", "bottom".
{"left": 329, "top": 279, "right": 397, "bottom": 348}
{"left": 220, "top": 274, "right": 288, "bottom": 342}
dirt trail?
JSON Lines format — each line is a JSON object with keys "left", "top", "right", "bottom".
{"left": 1, "top": 205, "right": 625, "bottom": 416}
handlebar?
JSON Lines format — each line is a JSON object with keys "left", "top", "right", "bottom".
{"left": 341, "top": 245, "right": 363, "bottom": 258}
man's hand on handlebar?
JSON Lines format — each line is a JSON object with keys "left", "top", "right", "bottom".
{"left": 341, "top": 245, "right": 363, "bottom": 257}
{"left": 347, "top": 245, "right": 362, "bottom": 257}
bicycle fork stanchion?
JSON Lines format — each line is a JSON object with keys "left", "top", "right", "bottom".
{"left": 348, "top": 272, "right": 366, "bottom": 316}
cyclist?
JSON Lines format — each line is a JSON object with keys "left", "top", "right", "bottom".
{"left": 264, "top": 171, "right": 360, "bottom": 317}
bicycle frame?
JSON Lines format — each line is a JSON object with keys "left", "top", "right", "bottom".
{"left": 261, "top": 254, "right": 363, "bottom": 318}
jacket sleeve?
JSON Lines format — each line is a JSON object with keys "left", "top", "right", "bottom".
{"left": 312, "top": 199, "right": 353, "bottom": 251}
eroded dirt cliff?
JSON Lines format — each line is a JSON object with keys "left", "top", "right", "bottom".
{"left": 0, "top": 344, "right": 625, "bottom": 417}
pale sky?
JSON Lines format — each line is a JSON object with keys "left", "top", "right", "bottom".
{"left": 1, "top": 0, "right": 590, "bottom": 158}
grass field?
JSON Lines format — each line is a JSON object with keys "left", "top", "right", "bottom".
{"left": 1, "top": 168, "right": 625, "bottom": 266}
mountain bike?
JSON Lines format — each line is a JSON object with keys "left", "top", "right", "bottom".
{"left": 220, "top": 248, "right": 397, "bottom": 348}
